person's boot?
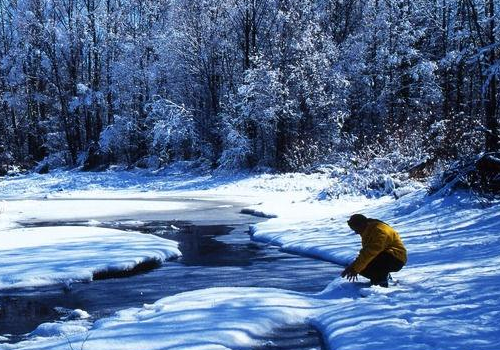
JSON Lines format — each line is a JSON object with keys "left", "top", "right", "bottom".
{"left": 378, "top": 280, "right": 389, "bottom": 288}
{"left": 371, "top": 277, "right": 389, "bottom": 288}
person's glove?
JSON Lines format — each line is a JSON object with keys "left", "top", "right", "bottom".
{"left": 341, "top": 265, "right": 358, "bottom": 282}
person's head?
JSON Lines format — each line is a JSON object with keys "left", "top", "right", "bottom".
{"left": 347, "top": 214, "right": 368, "bottom": 234}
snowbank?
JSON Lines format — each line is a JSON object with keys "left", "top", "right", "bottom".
{"left": 0, "top": 169, "right": 330, "bottom": 202}
{"left": 249, "top": 190, "right": 500, "bottom": 350}
{"left": 0, "top": 226, "right": 180, "bottom": 290}
{"left": 0, "top": 199, "right": 189, "bottom": 231}
{"left": 6, "top": 287, "right": 322, "bottom": 350}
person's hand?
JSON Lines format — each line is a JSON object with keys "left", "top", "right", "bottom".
{"left": 341, "top": 265, "right": 358, "bottom": 282}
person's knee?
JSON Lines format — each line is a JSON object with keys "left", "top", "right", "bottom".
{"left": 389, "top": 260, "right": 405, "bottom": 272}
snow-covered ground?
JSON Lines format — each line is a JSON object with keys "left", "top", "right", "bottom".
{"left": 250, "top": 190, "right": 500, "bottom": 350}
{"left": 0, "top": 169, "right": 499, "bottom": 350}
{"left": 0, "top": 226, "right": 180, "bottom": 290}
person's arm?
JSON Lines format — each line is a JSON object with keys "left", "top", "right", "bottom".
{"left": 350, "top": 227, "right": 388, "bottom": 273}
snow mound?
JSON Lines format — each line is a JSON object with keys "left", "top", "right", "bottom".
{"left": 240, "top": 208, "right": 278, "bottom": 218}
{"left": 0, "top": 226, "right": 181, "bottom": 290}
{"left": 30, "top": 321, "right": 90, "bottom": 338}
{"left": 11, "top": 287, "right": 321, "bottom": 350}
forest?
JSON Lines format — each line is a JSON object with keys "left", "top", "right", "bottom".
{"left": 0, "top": 0, "right": 498, "bottom": 174}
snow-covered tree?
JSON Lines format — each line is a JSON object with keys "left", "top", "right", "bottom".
{"left": 0, "top": 0, "right": 498, "bottom": 172}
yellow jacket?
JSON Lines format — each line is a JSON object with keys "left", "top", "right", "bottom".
{"left": 351, "top": 221, "right": 407, "bottom": 273}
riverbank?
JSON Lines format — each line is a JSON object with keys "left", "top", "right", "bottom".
{"left": 250, "top": 188, "right": 500, "bottom": 349}
{"left": 1, "top": 169, "right": 499, "bottom": 349}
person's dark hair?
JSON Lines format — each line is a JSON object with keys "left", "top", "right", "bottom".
{"left": 347, "top": 214, "right": 368, "bottom": 227}
{"left": 348, "top": 214, "right": 388, "bottom": 227}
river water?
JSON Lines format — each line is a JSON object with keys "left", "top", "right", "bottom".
{"left": 0, "top": 198, "right": 340, "bottom": 349}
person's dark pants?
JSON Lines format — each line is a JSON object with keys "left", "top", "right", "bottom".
{"left": 360, "top": 252, "right": 405, "bottom": 287}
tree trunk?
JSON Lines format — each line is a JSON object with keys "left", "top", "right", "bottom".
{"left": 484, "top": 0, "right": 499, "bottom": 151}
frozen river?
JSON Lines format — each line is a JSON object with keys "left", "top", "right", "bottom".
{"left": 1, "top": 198, "right": 340, "bottom": 349}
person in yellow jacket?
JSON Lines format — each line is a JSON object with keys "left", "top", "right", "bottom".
{"left": 341, "top": 214, "right": 407, "bottom": 287}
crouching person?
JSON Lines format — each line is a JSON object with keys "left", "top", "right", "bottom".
{"left": 341, "top": 214, "right": 407, "bottom": 287}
